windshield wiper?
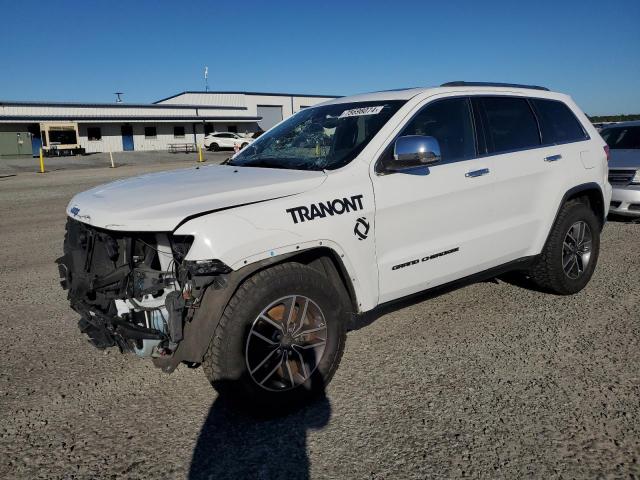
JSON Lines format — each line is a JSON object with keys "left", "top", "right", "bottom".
{"left": 228, "top": 158, "right": 278, "bottom": 168}
{"left": 229, "top": 158, "right": 321, "bottom": 171}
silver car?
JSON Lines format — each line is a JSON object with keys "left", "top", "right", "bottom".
{"left": 602, "top": 121, "right": 640, "bottom": 217}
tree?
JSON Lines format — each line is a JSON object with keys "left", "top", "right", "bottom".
{"left": 588, "top": 114, "right": 640, "bottom": 123}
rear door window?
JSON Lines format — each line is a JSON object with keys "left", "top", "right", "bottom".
{"left": 475, "top": 97, "right": 540, "bottom": 154}
{"left": 531, "top": 99, "right": 587, "bottom": 145}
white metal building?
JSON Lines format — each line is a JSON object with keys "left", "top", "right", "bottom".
{"left": 0, "top": 91, "right": 337, "bottom": 156}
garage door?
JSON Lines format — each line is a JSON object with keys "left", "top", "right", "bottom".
{"left": 257, "top": 105, "right": 283, "bottom": 131}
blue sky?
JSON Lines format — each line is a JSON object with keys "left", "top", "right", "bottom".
{"left": 1, "top": 0, "right": 638, "bottom": 115}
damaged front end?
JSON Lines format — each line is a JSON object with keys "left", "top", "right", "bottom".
{"left": 56, "top": 218, "right": 228, "bottom": 362}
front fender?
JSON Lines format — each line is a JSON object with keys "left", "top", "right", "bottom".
{"left": 173, "top": 185, "right": 379, "bottom": 312}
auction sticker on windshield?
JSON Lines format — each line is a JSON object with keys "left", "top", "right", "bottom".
{"left": 339, "top": 106, "right": 385, "bottom": 118}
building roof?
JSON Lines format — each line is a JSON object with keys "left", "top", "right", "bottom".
{"left": 0, "top": 99, "right": 259, "bottom": 123}
{"left": 0, "top": 99, "right": 245, "bottom": 110}
{"left": 0, "top": 115, "right": 261, "bottom": 122}
{"left": 154, "top": 90, "right": 340, "bottom": 104}
{"left": 0, "top": 89, "right": 337, "bottom": 122}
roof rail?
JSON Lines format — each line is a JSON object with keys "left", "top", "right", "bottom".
{"left": 441, "top": 81, "right": 549, "bottom": 91}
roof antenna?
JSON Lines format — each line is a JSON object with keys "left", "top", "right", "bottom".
{"left": 204, "top": 66, "right": 209, "bottom": 92}
{"left": 114, "top": 92, "right": 124, "bottom": 103}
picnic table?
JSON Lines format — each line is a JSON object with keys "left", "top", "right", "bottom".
{"left": 168, "top": 143, "right": 197, "bottom": 153}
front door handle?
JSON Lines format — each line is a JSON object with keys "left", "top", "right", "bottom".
{"left": 545, "top": 154, "right": 562, "bottom": 162}
{"left": 465, "top": 168, "right": 490, "bottom": 178}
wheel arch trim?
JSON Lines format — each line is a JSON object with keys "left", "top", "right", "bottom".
{"left": 152, "top": 245, "right": 359, "bottom": 373}
{"left": 541, "top": 182, "right": 605, "bottom": 253}
{"left": 229, "top": 239, "right": 363, "bottom": 310}
{"left": 560, "top": 182, "right": 606, "bottom": 228}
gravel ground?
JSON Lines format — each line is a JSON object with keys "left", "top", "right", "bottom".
{"left": 0, "top": 160, "right": 638, "bottom": 479}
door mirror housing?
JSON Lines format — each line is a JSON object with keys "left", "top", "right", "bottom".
{"left": 389, "top": 135, "right": 441, "bottom": 171}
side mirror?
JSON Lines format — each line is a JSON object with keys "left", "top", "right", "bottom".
{"left": 390, "top": 135, "right": 441, "bottom": 171}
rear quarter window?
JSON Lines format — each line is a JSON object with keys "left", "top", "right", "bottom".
{"left": 531, "top": 98, "right": 588, "bottom": 145}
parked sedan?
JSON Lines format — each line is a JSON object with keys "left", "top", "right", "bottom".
{"left": 603, "top": 121, "right": 640, "bottom": 217}
{"left": 204, "top": 132, "right": 253, "bottom": 151}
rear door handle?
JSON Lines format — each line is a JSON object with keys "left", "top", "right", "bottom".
{"left": 465, "top": 168, "right": 490, "bottom": 178}
{"left": 545, "top": 154, "right": 562, "bottom": 162}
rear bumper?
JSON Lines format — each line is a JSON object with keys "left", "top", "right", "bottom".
{"left": 609, "top": 185, "right": 640, "bottom": 216}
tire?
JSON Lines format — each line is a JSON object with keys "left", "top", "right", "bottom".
{"left": 208, "top": 143, "right": 219, "bottom": 152}
{"left": 528, "top": 200, "right": 600, "bottom": 295}
{"left": 241, "top": 142, "right": 248, "bottom": 149}
{"left": 202, "top": 262, "right": 348, "bottom": 411}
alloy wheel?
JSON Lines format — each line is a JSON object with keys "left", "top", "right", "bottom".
{"left": 245, "top": 295, "right": 327, "bottom": 392}
{"left": 562, "top": 221, "right": 592, "bottom": 279}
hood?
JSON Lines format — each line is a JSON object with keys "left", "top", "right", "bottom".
{"left": 67, "top": 165, "right": 326, "bottom": 231}
{"left": 609, "top": 149, "right": 640, "bottom": 169}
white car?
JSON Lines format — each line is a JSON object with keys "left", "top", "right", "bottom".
{"left": 601, "top": 121, "right": 640, "bottom": 217}
{"left": 203, "top": 132, "right": 253, "bottom": 151}
{"left": 57, "top": 82, "right": 611, "bottom": 411}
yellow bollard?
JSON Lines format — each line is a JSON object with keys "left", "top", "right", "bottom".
{"left": 198, "top": 145, "right": 204, "bottom": 163}
{"left": 39, "top": 148, "right": 45, "bottom": 173}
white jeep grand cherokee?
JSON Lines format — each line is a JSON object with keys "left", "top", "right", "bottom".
{"left": 58, "top": 82, "right": 612, "bottom": 409}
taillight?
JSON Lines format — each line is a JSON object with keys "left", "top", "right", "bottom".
{"left": 604, "top": 145, "right": 610, "bottom": 162}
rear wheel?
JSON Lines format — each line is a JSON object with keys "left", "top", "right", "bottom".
{"left": 202, "top": 263, "right": 347, "bottom": 411}
{"left": 528, "top": 200, "right": 600, "bottom": 294}
{"left": 241, "top": 142, "right": 248, "bottom": 149}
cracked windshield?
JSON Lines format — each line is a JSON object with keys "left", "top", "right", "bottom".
{"left": 230, "top": 100, "right": 405, "bottom": 171}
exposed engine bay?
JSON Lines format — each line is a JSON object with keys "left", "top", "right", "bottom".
{"left": 56, "top": 218, "right": 228, "bottom": 360}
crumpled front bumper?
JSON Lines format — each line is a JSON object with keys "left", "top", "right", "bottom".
{"left": 57, "top": 217, "right": 175, "bottom": 351}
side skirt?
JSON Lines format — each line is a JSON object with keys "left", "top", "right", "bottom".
{"left": 351, "top": 255, "right": 537, "bottom": 331}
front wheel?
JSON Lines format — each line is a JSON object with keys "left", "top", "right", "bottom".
{"left": 202, "top": 263, "right": 348, "bottom": 411}
{"left": 208, "top": 143, "right": 219, "bottom": 152}
{"left": 528, "top": 200, "right": 601, "bottom": 295}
